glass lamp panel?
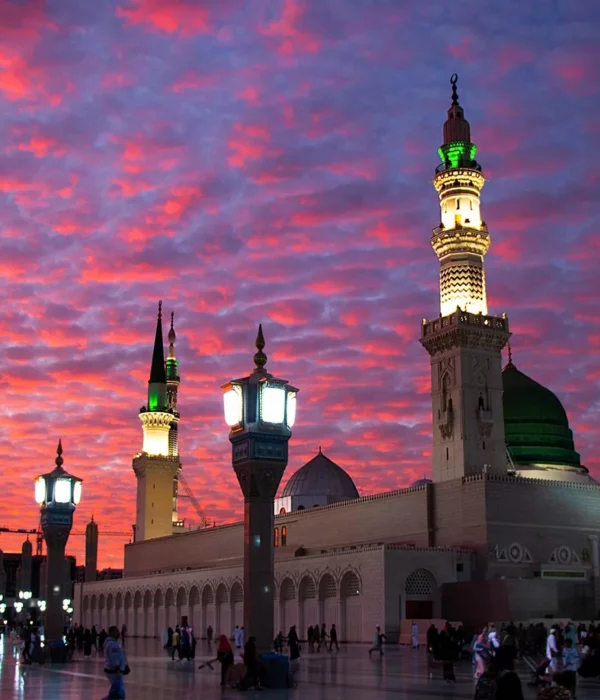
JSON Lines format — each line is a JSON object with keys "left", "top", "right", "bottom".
{"left": 54, "top": 478, "right": 71, "bottom": 504}
{"left": 261, "top": 385, "right": 285, "bottom": 424}
{"left": 34, "top": 478, "right": 46, "bottom": 505}
{"left": 223, "top": 385, "right": 243, "bottom": 427}
{"left": 73, "top": 481, "right": 82, "bottom": 505}
{"left": 286, "top": 392, "right": 297, "bottom": 428}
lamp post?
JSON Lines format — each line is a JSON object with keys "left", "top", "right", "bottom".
{"left": 222, "top": 325, "right": 298, "bottom": 653}
{"left": 34, "top": 440, "right": 82, "bottom": 646}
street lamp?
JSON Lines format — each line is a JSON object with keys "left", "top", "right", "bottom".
{"left": 221, "top": 325, "right": 298, "bottom": 654}
{"left": 35, "top": 440, "right": 82, "bottom": 647}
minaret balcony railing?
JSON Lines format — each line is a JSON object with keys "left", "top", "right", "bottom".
{"left": 422, "top": 310, "right": 509, "bottom": 338}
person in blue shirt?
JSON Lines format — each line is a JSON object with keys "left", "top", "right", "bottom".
{"left": 561, "top": 637, "right": 580, "bottom": 697}
{"left": 103, "top": 626, "right": 129, "bottom": 699}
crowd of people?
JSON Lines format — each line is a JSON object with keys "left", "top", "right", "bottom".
{"left": 421, "top": 619, "right": 600, "bottom": 699}
{"left": 160, "top": 624, "right": 197, "bottom": 661}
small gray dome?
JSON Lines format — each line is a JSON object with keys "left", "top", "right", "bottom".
{"left": 411, "top": 477, "right": 432, "bottom": 487}
{"left": 282, "top": 449, "right": 359, "bottom": 501}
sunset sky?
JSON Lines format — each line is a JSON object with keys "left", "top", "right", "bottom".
{"left": 0, "top": 1, "right": 599, "bottom": 569}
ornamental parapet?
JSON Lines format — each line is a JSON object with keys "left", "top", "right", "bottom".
{"left": 433, "top": 166, "right": 485, "bottom": 190}
{"left": 431, "top": 225, "right": 490, "bottom": 258}
{"left": 421, "top": 310, "right": 510, "bottom": 356}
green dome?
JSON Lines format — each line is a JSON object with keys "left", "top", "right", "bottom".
{"left": 502, "top": 362, "right": 585, "bottom": 472}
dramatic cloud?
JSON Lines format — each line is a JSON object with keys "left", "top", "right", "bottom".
{"left": 0, "top": 0, "right": 598, "bottom": 568}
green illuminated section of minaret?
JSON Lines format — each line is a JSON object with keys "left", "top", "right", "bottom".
{"left": 166, "top": 358, "right": 178, "bottom": 381}
{"left": 438, "top": 141, "right": 478, "bottom": 169}
{"left": 148, "top": 387, "right": 159, "bottom": 411}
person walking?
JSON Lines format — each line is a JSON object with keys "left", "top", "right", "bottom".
{"left": 411, "top": 621, "right": 419, "bottom": 649}
{"left": 91, "top": 625, "right": 98, "bottom": 653}
{"left": 120, "top": 624, "right": 127, "bottom": 649}
{"left": 561, "top": 637, "right": 580, "bottom": 697}
{"left": 214, "top": 634, "right": 234, "bottom": 687}
{"left": 546, "top": 627, "right": 559, "bottom": 674}
{"left": 473, "top": 630, "right": 490, "bottom": 680}
{"left": 307, "top": 625, "right": 314, "bottom": 652}
{"left": 171, "top": 626, "right": 180, "bottom": 660}
{"left": 329, "top": 624, "right": 340, "bottom": 652}
{"left": 99, "top": 628, "right": 108, "bottom": 654}
{"left": 206, "top": 624, "right": 213, "bottom": 645}
{"left": 241, "top": 636, "right": 260, "bottom": 690}
{"left": 318, "top": 623, "right": 328, "bottom": 652}
{"left": 368, "top": 625, "right": 386, "bottom": 657}
{"left": 288, "top": 625, "right": 300, "bottom": 661}
{"left": 435, "top": 630, "right": 457, "bottom": 683}
{"left": 313, "top": 623, "right": 320, "bottom": 652}
{"left": 102, "top": 626, "right": 129, "bottom": 700}
{"left": 233, "top": 625, "right": 241, "bottom": 649}
{"left": 83, "top": 628, "right": 93, "bottom": 657}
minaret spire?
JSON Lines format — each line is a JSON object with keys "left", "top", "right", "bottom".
{"left": 149, "top": 301, "right": 166, "bottom": 385}
{"left": 432, "top": 75, "right": 488, "bottom": 316}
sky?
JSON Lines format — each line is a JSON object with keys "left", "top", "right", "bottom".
{"left": 0, "top": 0, "right": 599, "bottom": 569}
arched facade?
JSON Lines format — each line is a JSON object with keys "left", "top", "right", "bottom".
{"left": 74, "top": 544, "right": 470, "bottom": 642}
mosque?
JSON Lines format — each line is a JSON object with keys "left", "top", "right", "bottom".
{"left": 74, "top": 78, "right": 600, "bottom": 643}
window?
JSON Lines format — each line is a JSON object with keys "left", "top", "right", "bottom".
{"left": 279, "top": 507, "right": 286, "bottom": 515}
{"left": 446, "top": 448, "right": 449, "bottom": 460}
{"left": 281, "top": 526, "right": 287, "bottom": 547}
{"left": 297, "top": 505, "right": 305, "bottom": 511}
{"left": 482, "top": 441, "right": 486, "bottom": 451}
{"left": 456, "top": 563, "right": 464, "bottom": 573}
{"left": 274, "top": 528, "right": 279, "bottom": 547}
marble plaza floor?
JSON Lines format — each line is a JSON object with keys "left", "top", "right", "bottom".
{"left": 1, "top": 637, "right": 600, "bottom": 700}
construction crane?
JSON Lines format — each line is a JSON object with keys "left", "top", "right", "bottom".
{"left": 178, "top": 472, "right": 211, "bottom": 528}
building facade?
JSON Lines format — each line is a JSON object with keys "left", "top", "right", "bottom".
{"left": 75, "top": 77, "right": 600, "bottom": 641}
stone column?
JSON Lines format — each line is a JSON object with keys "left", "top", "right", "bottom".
{"left": 44, "top": 534, "right": 69, "bottom": 643}
{"left": 239, "top": 481, "right": 281, "bottom": 653}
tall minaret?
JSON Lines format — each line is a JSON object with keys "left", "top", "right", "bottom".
{"left": 166, "top": 312, "right": 181, "bottom": 524}
{"left": 133, "top": 302, "right": 181, "bottom": 541}
{"left": 85, "top": 516, "right": 98, "bottom": 582}
{"left": 420, "top": 75, "right": 510, "bottom": 482}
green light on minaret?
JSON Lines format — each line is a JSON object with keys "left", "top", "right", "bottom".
{"left": 148, "top": 387, "right": 159, "bottom": 411}
{"left": 438, "top": 141, "right": 477, "bottom": 169}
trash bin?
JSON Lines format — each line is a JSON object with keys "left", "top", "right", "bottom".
{"left": 50, "top": 641, "right": 68, "bottom": 663}
{"left": 259, "top": 652, "right": 290, "bottom": 688}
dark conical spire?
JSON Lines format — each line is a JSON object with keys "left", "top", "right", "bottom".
{"left": 443, "top": 73, "right": 471, "bottom": 144}
{"left": 253, "top": 324, "right": 267, "bottom": 371}
{"left": 149, "top": 301, "right": 166, "bottom": 384}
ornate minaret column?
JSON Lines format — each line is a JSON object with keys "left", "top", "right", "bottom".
{"left": 133, "top": 302, "right": 181, "bottom": 541}
{"left": 421, "top": 75, "right": 510, "bottom": 482}
{"left": 166, "top": 312, "right": 181, "bottom": 524}
{"left": 85, "top": 516, "right": 98, "bottom": 582}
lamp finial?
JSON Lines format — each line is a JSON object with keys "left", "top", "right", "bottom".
{"left": 253, "top": 324, "right": 267, "bottom": 370}
{"left": 55, "top": 439, "right": 64, "bottom": 468}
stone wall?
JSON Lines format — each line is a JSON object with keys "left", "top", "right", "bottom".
{"left": 124, "top": 485, "right": 431, "bottom": 577}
